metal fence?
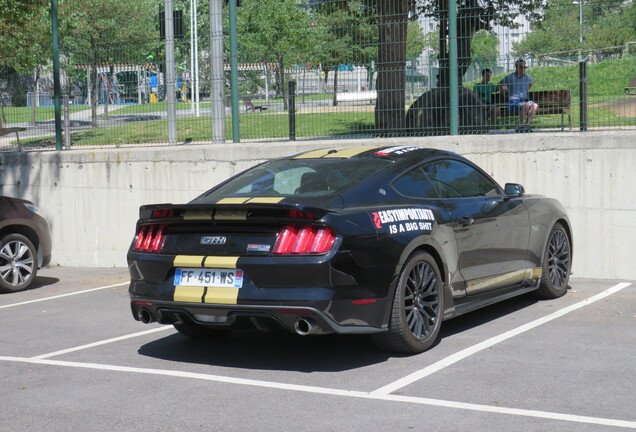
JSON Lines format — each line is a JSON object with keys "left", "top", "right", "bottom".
{"left": 1, "top": 0, "right": 635, "bottom": 152}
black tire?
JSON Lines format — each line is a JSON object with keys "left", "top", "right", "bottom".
{"left": 173, "top": 321, "right": 231, "bottom": 339}
{"left": 372, "top": 251, "right": 443, "bottom": 354}
{"left": 0, "top": 233, "right": 38, "bottom": 293}
{"left": 536, "top": 222, "right": 571, "bottom": 299}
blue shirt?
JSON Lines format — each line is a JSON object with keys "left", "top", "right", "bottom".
{"left": 500, "top": 72, "right": 533, "bottom": 101}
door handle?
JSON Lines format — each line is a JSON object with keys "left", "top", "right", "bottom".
{"left": 457, "top": 216, "right": 475, "bottom": 227}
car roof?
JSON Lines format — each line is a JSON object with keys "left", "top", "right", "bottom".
{"left": 289, "top": 145, "right": 461, "bottom": 166}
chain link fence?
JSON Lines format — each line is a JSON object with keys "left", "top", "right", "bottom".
{"left": 1, "top": 0, "right": 635, "bottom": 152}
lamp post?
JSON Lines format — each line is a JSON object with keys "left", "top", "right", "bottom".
{"left": 573, "top": 0, "right": 583, "bottom": 60}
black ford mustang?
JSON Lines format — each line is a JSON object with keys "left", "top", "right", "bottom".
{"left": 127, "top": 146, "right": 572, "bottom": 353}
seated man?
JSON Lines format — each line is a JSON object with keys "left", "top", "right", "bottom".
{"left": 498, "top": 59, "right": 539, "bottom": 132}
{"left": 473, "top": 68, "right": 500, "bottom": 125}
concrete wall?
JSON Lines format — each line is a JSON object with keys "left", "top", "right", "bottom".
{"left": 1, "top": 132, "right": 634, "bottom": 280}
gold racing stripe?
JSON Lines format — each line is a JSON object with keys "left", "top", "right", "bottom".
{"left": 173, "top": 255, "right": 206, "bottom": 267}
{"left": 174, "top": 286, "right": 205, "bottom": 303}
{"left": 183, "top": 210, "right": 213, "bottom": 220}
{"left": 293, "top": 148, "right": 334, "bottom": 159}
{"left": 322, "top": 146, "right": 380, "bottom": 158}
{"left": 246, "top": 197, "right": 285, "bottom": 204}
{"left": 204, "top": 287, "right": 240, "bottom": 305}
{"left": 204, "top": 256, "right": 239, "bottom": 269}
{"left": 216, "top": 197, "right": 250, "bottom": 205}
{"left": 214, "top": 209, "right": 247, "bottom": 221}
{"left": 466, "top": 267, "right": 544, "bottom": 295}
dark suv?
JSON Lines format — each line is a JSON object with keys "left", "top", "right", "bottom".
{"left": 0, "top": 196, "right": 52, "bottom": 293}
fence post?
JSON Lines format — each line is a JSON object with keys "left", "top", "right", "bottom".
{"left": 288, "top": 81, "right": 296, "bottom": 141}
{"left": 448, "top": 0, "right": 459, "bottom": 136}
{"left": 229, "top": 0, "right": 240, "bottom": 143}
{"left": 165, "top": 0, "right": 177, "bottom": 145}
{"left": 210, "top": 0, "right": 226, "bottom": 142}
{"left": 50, "top": 0, "right": 63, "bottom": 150}
{"left": 63, "top": 95, "right": 71, "bottom": 149}
{"left": 579, "top": 59, "right": 588, "bottom": 132}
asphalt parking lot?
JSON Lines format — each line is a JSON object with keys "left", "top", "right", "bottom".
{"left": 1, "top": 267, "right": 634, "bottom": 431}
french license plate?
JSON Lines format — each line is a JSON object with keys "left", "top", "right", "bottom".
{"left": 174, "top": 268, "right": 244, "bottom": 288}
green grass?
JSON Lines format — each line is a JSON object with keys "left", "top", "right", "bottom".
{"left": 16, "top": 111, "right": 376, "bottom": 147}
{"left": 0, "top": 104, "right": 89, "bottom": 124}
{"left": 8, "top": 56, "right": 635, "bottom": 147}
{"left": 469, "top": 56, "right": 636, "bottom": 98}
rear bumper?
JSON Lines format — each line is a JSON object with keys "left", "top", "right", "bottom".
{"left": 130, "top": 297, "right": 387, "bottom": 335}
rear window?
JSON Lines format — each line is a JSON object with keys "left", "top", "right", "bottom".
{"left": 192, "top": 158, "right": 391, "bottom": 203}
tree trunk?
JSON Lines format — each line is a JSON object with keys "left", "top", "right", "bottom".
{"left": 375, "top": 0, "right": 409, "bottom": 136}
{"left": 332, "top": 68, "right": 338, "bottom": 106}
{"left": 91, "top": 63, "right": 99, "bottom": 128}
{"left": 277, "top": 53, "right": 288, "bottom": 110}
{"left": 104, "top": 64, "right": 112, "bottom": 116}
{"left": 31, "top": 66, "right": 41, "bottom": 126}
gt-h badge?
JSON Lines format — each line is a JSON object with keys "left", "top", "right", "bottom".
{"left": 200, "top": 236, "right": 227, "bottom": 245}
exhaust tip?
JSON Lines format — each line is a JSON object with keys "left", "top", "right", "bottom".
{"left": 294, "top": 317, "right": 324, "bottom": 336}
{"left": 137, "top": 308, "right": 155, "bottom": 324}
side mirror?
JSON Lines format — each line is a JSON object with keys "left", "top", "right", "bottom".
{"left": 504, "top": 183, "right": 525, "bottom": 197}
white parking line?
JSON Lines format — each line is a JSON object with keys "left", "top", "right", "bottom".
{"left": 32, "top": 326, "right": 173, "bottom": 360}
{"left": 0, "top": 355, "right": 634, "bottom": 429}
{"left": 370, "top": 282, "right": 632, "bottom": 396}
{"left": 0, "top": 282, "right": 129, "bottom": 310}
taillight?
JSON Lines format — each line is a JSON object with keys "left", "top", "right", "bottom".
{"left": 273, "top": 226, "right": 335, "bottom": 255}
{"left": 151, "top": 208, "right": 175, "bottom": 218}
{"left": 134, "top": 224, "right": 166, "bottom": 252}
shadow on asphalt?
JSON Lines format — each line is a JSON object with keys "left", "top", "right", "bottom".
{"left": 138, "top": 330, "right": 390, "bottom": 372}
{"left": 29, "top": 276, "right": 60, "bottom": 290}
{"left": 137, "top": 293, "right": 541, "bottom": 370}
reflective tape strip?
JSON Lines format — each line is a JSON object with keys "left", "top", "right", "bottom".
{"left": 217, "top": 197, "right": 250, "bottom": 205}
{"left": 204, "top": 256, "right": 239, "bottom": 269}
{"left": 214, "top": 209, "right": 247, "bottom": 221}
{"left": 246, "top": 197, "right": 285, "bottom": 204}
{"left": 322, "top": 146, "right": 379, "bottom": 158}
{"left": 293, "top": 149, "right": 334, "bottom": 159}
{"left": 184, "top": 210, "right": 213, "bottom": 220}
{"left": 174, "top": 255, "right": 206, "bottom": 267}
{"left": 174, "top": 286, "right": 205, "bottom": 303}
{"left": 204, "top": 287, "right": 240, "bottom": 305}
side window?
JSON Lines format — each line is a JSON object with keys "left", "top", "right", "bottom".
{"left": 392, "top": 166, "right": 440, "bottom": 199}
{"left": 423, "top": 160, "right": 499, "bottom": 198}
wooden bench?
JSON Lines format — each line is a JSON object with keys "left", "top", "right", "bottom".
{"left": 0, "top": 127, "right": 27, "bottom": 146}
{"left": 242, "top": 98, "right": 268, "bottom": 113}
{"left": 625, "top": 77, "right": 636, "bottom": 95}
{"left": 498, "top": 89, "right": 572, "bottom": 130}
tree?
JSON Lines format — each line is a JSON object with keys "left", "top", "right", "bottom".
{"left": 407, "top": 21, "right": 427, "bottom": 60}
{"left": 514, "top": 0, "right": 636, "bottom": 56}
{"left": 376, "top": 0, "right": 548, "bottom": 135}
{"left": 60, "top": 0, "right": 157, "bottom": 126}
{"left": 471, "top": 29, "right": 498, "bottom": 70}
{"left": 0, "top": 0, "right": 49, "bottom": 127}
{"left": 237, "top": 0, "right": 317, "bottom": 109}
{"left": 313, "top": 0, "right": 377, "bottom": 105}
